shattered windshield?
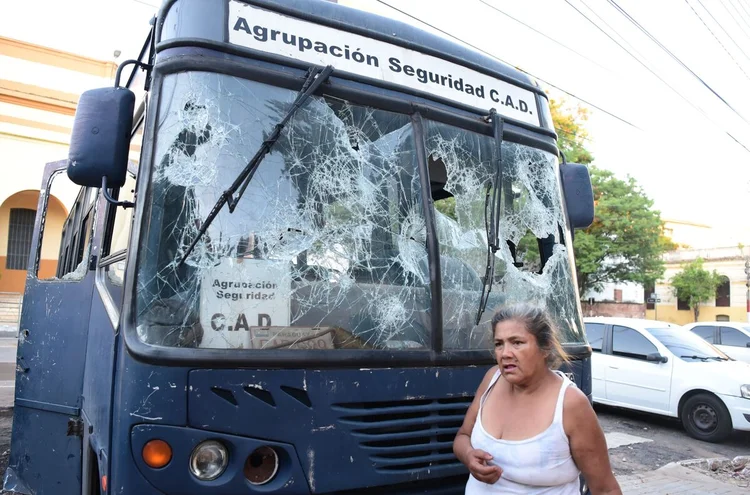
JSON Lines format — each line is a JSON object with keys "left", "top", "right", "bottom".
{"left": 426, "top": 121, "right": 584, "bottom": 348}
{"left": 135, "top": 71, "right": 584, "bottom": 351}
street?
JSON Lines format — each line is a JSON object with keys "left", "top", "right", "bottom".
{"left": 596, "top": 404, "right": 750, "bottom": 475}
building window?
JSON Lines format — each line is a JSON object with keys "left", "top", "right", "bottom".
{"left": 715, "top": 276, "right": 730, "bottom": 307}
{"left": 614, "top": 289, "right": 623, "bottom": 303}
{"left": 677, "top": 291, "right": 690, "bottom": 311}
{"left": 6, "top": 208, "right": 35, "bottom": 270}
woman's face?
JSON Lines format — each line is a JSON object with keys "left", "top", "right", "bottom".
{"left": 493, "top": 319, "right": 548, "bottom": 384}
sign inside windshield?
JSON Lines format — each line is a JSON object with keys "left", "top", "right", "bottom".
{"left": 227, "top": 1, "right": 540, "bottom": 126}
{"left": 199, "top": 258, "right": 291, "bottom": 348}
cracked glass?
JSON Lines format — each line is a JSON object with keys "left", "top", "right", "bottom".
{"left": 134, "top": 71, "right": 584, "bottom": 352}
{"left": 136, "top": 72, "right": 430, "bottom": 349}
{"left": 426, "top": 120, "right": 584, "bottom": 349}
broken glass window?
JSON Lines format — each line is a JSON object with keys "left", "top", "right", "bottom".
{"left": 425, "top": 120, "right": 584, "bottom": 349}
{"left": 136, "top": 72, "right": 431, "bottom": 350}
{"left": 134, "top": 70, "right": 585, "bottom": 353}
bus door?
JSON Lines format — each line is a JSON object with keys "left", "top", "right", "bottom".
{"left": 5, "top": 161, "right": 98, "bottom": 494}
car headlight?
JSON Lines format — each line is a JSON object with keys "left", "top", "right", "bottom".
{"left": 189, "top": 440, "right": 228, "bottom": 481}
{"left": 741, "top": 384, "right": 750, "bottom": 399}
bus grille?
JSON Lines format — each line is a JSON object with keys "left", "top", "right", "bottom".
{"left": 332, "top": 396, "right": 473, "bottom": 474}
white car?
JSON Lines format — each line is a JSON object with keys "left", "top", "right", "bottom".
{"left": 681, "top": 321, "right": 750, "bottom": 363}
{"left": 583, "top": 317, "right": 750, "bottom": 443}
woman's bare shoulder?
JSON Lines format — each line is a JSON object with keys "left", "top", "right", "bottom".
{"left": 476, "top": 365, "right": 500, "bottom": 391}
{"left": 562, "top": 384, "right": 597, "bottom": 430}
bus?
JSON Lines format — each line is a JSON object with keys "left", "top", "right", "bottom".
{"left": 4, "top": 0, "right": 595, "bottom": 493}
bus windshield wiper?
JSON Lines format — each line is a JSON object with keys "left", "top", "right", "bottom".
{"left": 476, "top": 110, "right": 504, "bottom": 325}
{"left": 178, "top": 65, "right": 334, "bottom": 266}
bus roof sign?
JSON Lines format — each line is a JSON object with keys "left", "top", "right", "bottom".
{"left": 228, "top": 1, "right": 540, "bottom": 126}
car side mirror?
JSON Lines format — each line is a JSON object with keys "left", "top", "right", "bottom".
{"left": 746, "top": 342, "right": 750, "bottom": 348}
{"left": 560, "top": 162, "right": 594, "bottom": 230}
{"left": 646, "top": 352, "right": 668, "bottom": 363}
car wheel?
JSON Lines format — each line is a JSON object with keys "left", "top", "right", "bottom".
{"left": 680, "top": 393, "right": 733, "bottom": 443}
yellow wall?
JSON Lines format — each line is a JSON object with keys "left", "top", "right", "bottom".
{"left": 646, "top": 306, "right": 746, "bottom": 325}
{"left": 0, "top": 191, "right": 68, "bottom": 293}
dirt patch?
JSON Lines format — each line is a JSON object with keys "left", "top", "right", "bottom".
{"left": 682, "top": 457, "right": 750, "bottom": 490}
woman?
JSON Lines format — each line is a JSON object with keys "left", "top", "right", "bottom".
{"left": 454, "top": 304, "right": 621, "bottom": 494}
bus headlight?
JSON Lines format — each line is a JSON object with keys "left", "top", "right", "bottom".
{"left": 741, "top": 384, "right": 750, "bottom": 399}
{"left": 189, "top": 440, "right": 228, "bottom": 480}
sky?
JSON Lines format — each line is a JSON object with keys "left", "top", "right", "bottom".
{"left": 2, "top": 0, "right": 749, "bottom": 242}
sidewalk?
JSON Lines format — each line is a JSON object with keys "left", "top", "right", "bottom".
{"left": 0, "top": 326, "right": 16, "bottom": 339}
{"left": 617, "top": 462, "right": 748, "bottom": 494}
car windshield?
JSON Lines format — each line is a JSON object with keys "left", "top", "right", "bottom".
{"left": 134, "top": 71, "right": 584, "bottom": 351}
{"left": 648, "top": 328, "right": 731, "bottom": 361}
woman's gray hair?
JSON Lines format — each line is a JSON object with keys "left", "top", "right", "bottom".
{"left": 491, "top": 303, "right": 569, "bottom": 369}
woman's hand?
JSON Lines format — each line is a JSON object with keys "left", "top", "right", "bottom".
{"left": 465, "top": 448, "right": 503, "bottom": 484}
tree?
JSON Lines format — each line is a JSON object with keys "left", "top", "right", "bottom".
{"left": 550, "top": 98, "right": 593, "bottom": 165}
{"left": 573, "top": 167, "right": 675, "bottom": 296}
{"left": 670, "top": 258, "right": 723, "bottom": 321}
{"left": 547, "top": 97, "right": 675, "bottom": 296}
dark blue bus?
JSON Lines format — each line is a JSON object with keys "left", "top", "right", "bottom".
{"left": 5, "top": 0, "right": 594, "bottom": 493}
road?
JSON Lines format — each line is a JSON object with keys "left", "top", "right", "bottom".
{"left": 596, "top": 403, "right": 750, "bottom": 476}
{"left": 0, "top": 339, "right": 15, "bottom": 415}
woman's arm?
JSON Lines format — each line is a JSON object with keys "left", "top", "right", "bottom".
{"left": 563, "top": 387, "right": 622, "bottom": 495}
{"left": 453, "top": 366, "right": 503, "bottom": 484}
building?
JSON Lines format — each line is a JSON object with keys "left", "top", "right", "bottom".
{"left": 646, "top": 246, "right": 749, "bottom": 325}
{"left": 584, "top": 218, "right": 750, "bottom": 324}
{"left": 0, "top": 36, "right": 117, "bottom": 309}
{"left": 582, "top": 281, "right": 645, "bottom": 318}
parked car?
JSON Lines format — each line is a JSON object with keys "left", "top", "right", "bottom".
{"left": 681, "top": 321, "right": 750, "bottom": 363}
{"left": 583, "top": 317, "right": 750, "bottom": 443}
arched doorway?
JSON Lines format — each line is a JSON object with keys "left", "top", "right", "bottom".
{"left": 0, "top": 190, "right": 68, "bottom": 294}
{"left": 715, "top": 275, "right": 730, "bottom": 308}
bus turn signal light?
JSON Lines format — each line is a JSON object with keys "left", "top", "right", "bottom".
{"left": 142, "top": 439, "right": 173, "bottom": 468}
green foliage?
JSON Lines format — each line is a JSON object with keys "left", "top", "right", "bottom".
{"left": 573, "top": 167, "right": 675, "bottom": 296}
{"left": 670, "top": 258, "right": 723, "bottom": 322}
{"left": 550, "top": 98, "right": 593, "bottom": 165}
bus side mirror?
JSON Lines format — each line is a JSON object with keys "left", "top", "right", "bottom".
{"left": 67, "top": 87, "right": 135, "bottom": 189}
{"left": 560, "top": 162, "right": 594, "bottom": 230}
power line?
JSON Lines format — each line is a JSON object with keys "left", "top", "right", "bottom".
{"left": 684, "top": 0, "right": 750, "bottom": 81}
{"left": 607, "top": 0, "right": 750, "bottom": 133}
{"left": 372, "top": 0, "right": 641, "bottom": 129}
{"left": 695, "top": 0, "right": 750, "bottom": 66}
{"left": 556, "top": 126, "right": 594, "bottom": 144}
{"left": 578, "top": 0, "right": 645, "bottom": 56}
{"left": 718, "top": 0, "right": 750, "bottom": 41}
{"left": 476, "top": 0, "right": 611, "bottom": 73}
{"left": 729, "top": 0, "right": 750, "bottom": 31}
{"left": 567, "top": 0, "right": 750, "bottom": 153}
{"left": 738, "top": 0, "right": 750, "bottom": 19}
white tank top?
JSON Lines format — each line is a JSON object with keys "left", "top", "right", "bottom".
{"left": 465, "top": 370, "right": 580, "bottom": 494}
